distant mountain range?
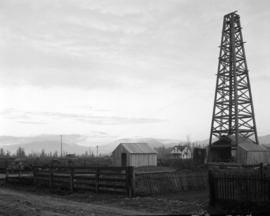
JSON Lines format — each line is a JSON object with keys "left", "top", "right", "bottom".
{"left": 0, "top": 135, "right": 181, "bottom": 156}
{"left": 0, "top": 134, "right": 269, "bottom": 156}
{"left": 259, "top": 134, "right": 270, "bottom": 145}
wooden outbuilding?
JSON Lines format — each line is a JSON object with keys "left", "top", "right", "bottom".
{"left": 209, "top": 135, "right": 270, "bottom": 164}
{"left": 112, "top": 143, "right": 157, "bottom": 167}
{"left": 237, "top": 141, "right": 269, "bottom": 165}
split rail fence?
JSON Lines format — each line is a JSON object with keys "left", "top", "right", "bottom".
{"left": 32, "top": 166, "right": 135, "bottom": 197}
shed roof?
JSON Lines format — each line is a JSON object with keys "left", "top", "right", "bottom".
{"left": 228, "top": 135, "right": 255, "bottom": 145}
{"left": 238, "top": 142, "right": 268, "bottom": 152}
{"left": 213, "top": 135, "right": 258, "bottom": 146}
{"left": 119, "top": 143, "right": 157, "bottom": 154}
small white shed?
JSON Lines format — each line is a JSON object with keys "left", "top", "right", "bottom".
{"left": 112, "top": 143, "right": 157, "bottom": 167}
{"left": 237, "top": 141, "right": 269, "bottom": 165}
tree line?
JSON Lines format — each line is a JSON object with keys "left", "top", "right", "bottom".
{"left": 0, "top": 147, "right": 95, "bottom": 158}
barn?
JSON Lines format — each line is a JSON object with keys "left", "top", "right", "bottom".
{"left": 112, "top": 143, "right": 157, "bottom": 167}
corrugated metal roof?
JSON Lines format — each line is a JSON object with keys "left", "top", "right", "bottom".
{"left": 120, "top": 143, "right": 157, "bottom": 154}
{"left": 238, "top": 142, "right": 268, "bottom": 152}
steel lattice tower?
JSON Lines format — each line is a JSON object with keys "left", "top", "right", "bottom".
{"left": 209, "top": 12, "right": 259, "bottom": 150}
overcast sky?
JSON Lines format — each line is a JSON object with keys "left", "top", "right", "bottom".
{"left": 0, "top": 0, "right": 269, "bottom": 143}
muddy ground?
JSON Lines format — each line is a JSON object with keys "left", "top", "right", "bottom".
{"left": 0, "top": 185, "right": 210, "bottom": 215}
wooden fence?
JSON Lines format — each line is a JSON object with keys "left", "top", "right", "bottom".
{"left": 33, "top": 166, "right": 135, "bottom": 197}
{"left": 135, "top": 171, "right": 208, "bottom": 195}
{"left": 5, "top": 168, "right": 33, "bottom": 185}
{"left": 208, "top": 168, "right": 270, "bottom": 211}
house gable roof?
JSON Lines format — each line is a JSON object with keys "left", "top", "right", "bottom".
{"left": 118, "top": 143, "right": 157, "bottom": 154}
{"left": 170, "top": 145, "right": 191, "bottom": 154}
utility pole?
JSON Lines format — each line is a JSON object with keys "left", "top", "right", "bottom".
{"left": 96, "top": 145, "right": 98, "bottom": 157}
{"left": 60, "top": 135, "right": 63, "bottom": 157}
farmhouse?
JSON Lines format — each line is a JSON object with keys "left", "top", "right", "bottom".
{"left": 112, "top": 143, "right": 157, "bottom": 167}
{"left": 170, "top": 145, "right": 192, "bottom": 159}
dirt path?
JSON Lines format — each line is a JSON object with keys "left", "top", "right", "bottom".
{"left": 0, "top": 188, "right": 155, "bottom": 216}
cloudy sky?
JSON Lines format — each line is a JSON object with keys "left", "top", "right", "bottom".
{"left": 0, "top": 0, "right": 269, "bottom": 143}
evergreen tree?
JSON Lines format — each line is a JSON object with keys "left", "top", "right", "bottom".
{"left": 16, "top": 147, "right": 26, "bottom": 158}
{"left": 0, "top": 148, "right": 5, "bottom": 157}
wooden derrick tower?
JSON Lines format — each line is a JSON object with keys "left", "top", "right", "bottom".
{"left": 209, "top": 12, "right": 259, "bottom": 162}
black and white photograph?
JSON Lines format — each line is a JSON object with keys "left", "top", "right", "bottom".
{"left": 0, "top": 0, "right": 269, "bottom": 215}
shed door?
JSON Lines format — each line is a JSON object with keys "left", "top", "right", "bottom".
{"left": 121, "top": 153, "right": 127, "bottom": 167}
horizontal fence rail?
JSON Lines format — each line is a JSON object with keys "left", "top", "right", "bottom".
{"left": 4, "top": 168, "right": 33, "bottom": 185}
{"left": 208, "top": 162, "right": 266, "bottom": 169}
{"left": 32, "top": 166, "right": 135, "bottom": 197}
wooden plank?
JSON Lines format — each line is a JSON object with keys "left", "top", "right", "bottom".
{"left": 99, "top": 173, "right": 127, "bottom": 177}
{"left": 49, "top": 167, "right": 53, "bottom": 188}
{"left": 35, "top": 172, "right": 50, "bottom": 176}
{"left": 73, "top": 182, "right": 96, "bottom": 187}
{"left": 230, "top": 174, "right": 234, "bottom": 201}
{"left": 53, "top": 173, "right": 71, "bottom": 177}
{"left": 74, "top": 181, "right": 96, "bottom": 186}
{"left": 74, "top": 172, "right": 96, "bottom": 175}
{"left": 99, "top": 167, "right": 127, "bottom": 172}
{"left": 99, "top": 177, "right": 126, "bottom": 182}
{"left": 96, "top": 167, "right": 100, "bottom": 193}
{"left": 35, "top": 177, "right": 50, "bottom": 181}
{"left": 53, "top": 175, "right": 70, "bottom": 179}
{"left": 98, "top": 184, "right": 126, "bottom": 189}
{"left": 52, "top": 183, "right": 70, "bottom": 188}
{"left": 70, "top": 167, "right": 74, "bottom": 192}
{"left": 127, "top": 166, "right": 134, "bottom": 197}
{"left": 74, "top": 176, "right": 96, "bottom": 180}
{"left": 74, "top": 179, "right": 96, "bottom": 184}
{"left": 52, "top": 179, "right": 70, "bottom": 183}
{"left": 98, "top": 188, "right": 126, "bottom": 194}
{"left": 32, "top": 165, "right": 127, "bottom": 172}
{"left": 74, "top": 185, "right": 96, "bottom": 190}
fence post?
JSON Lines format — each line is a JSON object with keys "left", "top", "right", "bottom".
{"left": 95, "top": 167, "right": 100, "bottom": 193}
{"left": 260, "top": 163, "right": 263, "bottom": 178}
{"left": 49, "top": 166, "right": 53, "bottom": 188}
{"left": 5, "top": 168, "right": 9, "bottom": 184}
{"left": 268, "top": 179, "right": 270, "bottom": 201}
{"left": 208, "top": 170, "right": 215, "bottom": 206}
{"left": 127, "top": 166, "right": 135, "bottom": 197}
{"left": 18, "top": 168, "right": 22, "bottom": 184}
{"left": 70, "top": 167, "right": 74, "bottom": 192}
{"left": 32, "top": 166, "right": 36, "bottom": 185}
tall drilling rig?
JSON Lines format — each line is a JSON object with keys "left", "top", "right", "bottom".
{"left": 208, "top": 11, "right": 259, "bottom": 162}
